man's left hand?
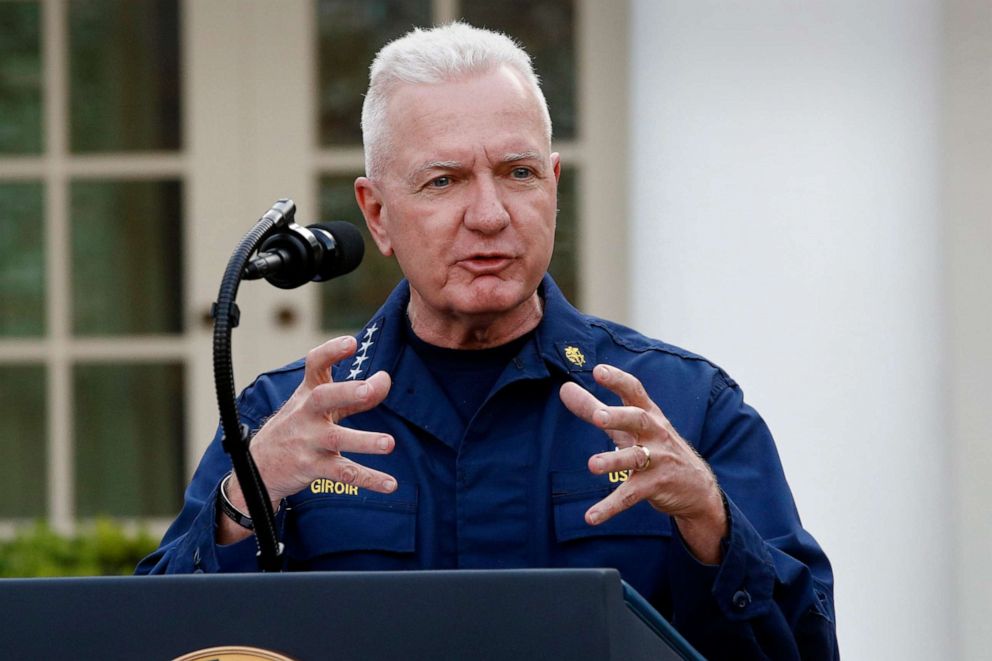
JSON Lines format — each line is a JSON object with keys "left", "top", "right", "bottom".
{"left": 559, "top": 364, "right": 728, "bottom": 564}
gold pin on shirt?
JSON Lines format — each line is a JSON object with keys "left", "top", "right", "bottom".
{"left": 564, "top": 346, "right": 586, "bottom": 367}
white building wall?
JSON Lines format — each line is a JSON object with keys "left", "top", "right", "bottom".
{"left": 628, "top": 2, "right": 953, "bottom": 658}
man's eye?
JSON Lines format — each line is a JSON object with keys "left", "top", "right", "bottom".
{"left": 429, "top": 176, "right": 451, "bottom": 188}
{"left": 511, "top": 167, "right": 533, "bottom": 179}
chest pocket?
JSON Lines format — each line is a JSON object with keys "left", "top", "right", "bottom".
{"left": 285, "top": 479, "right": 418, "bottom": 565}
{"left": 551, "top": 469, "right": 671, "bottom": 541}
{"left": 550, "top": 469, "right": 672, "bottom": 598}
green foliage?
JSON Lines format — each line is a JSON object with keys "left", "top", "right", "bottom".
{"left": 0, "top": 519, "right": 158, "bottom": 577}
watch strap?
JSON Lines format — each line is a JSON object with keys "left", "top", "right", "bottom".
{"left": 218, "top": 472, "right": 254, "bottom": 530}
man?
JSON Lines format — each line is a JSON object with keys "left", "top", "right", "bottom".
{"left": 139, "top": 23, "right": 838, "bottom": 659}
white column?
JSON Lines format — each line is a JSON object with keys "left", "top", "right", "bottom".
{"left": 628, "top": 1, "right": 951, "bottom": 658}
{"left": 943, "top": 0, "right": 992, "bottom": 657}
{"left": 184, "top": 0, "right": 316, "bottom": 464}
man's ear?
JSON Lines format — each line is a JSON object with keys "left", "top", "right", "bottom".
{"left": 355, "top": 177, "right": 393, "bottom": 257}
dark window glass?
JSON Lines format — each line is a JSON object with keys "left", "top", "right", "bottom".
{"left": 549, "top": 165, "right": 578, "bottom": 303}
{"left": 0, "top": 1, "right": 43, "bottom": 153}
{"left": 461, "top": 0, "right": 577, "bottom": 140}
{"left": 69, "top": 0, "right": 181, "bottom": 152}
{"left": 73, "top": 361, "right": 184, "bottom": 517}
{"left": 70, "top": 179, "right": 183, "bottom": 336}
{"left": 0, "top": 365, "right": 47, "bottom": 518}
{"left": 0, "top": 181, "right": 45, "bottom": 336}
{"left": 318, "top": 174, "right": 403, "bottom": 329}
{"left": 316, "top": 0, "right": 431, "bottom": 146}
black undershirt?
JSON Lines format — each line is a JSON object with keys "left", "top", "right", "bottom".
{"left": 404, "top": 315, "right": 532, "bottom": 427}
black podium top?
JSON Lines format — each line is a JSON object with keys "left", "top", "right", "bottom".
{"left": 0, "top": 568, "right": 702, "bottom": 660}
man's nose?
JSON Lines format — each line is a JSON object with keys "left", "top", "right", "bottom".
{"left": 463, "top": 176, "right": 511, "bottom": 233}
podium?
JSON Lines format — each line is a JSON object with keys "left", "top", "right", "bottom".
{"left": 0, "top": 568, "right": 703, "bottom": 660}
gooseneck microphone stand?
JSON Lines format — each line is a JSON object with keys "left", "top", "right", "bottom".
{"left": 211, "top": 199, "right": 297, "bottom": 572}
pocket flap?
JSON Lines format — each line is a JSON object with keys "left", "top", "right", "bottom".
{"left": 286, "top": 480, "right": 418, "bottom": 558}
{"left": 551, "top": 469, "right": 671, "bottom": 542}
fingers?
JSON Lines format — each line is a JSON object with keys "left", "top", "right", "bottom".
{"left": 585, "top": 481, "right": 646, "bottom": 526}
{"left": 585, "top": 444, "right": 653, "bottom": 525}
{"left": 592, "top": 364, "right": 659, "bottom": 414}
{"left": 559, "top": 380, "right": 604, "bottom": 423}
{"left": 559, "top": 380, "right": 658, "bottom": 448}
{"left": 319, "top": 425, "right": 394, "bottom": 455}
{"left": 304, "top": 336, "right": 357, "bottom": 389}
{"left": 250, "top": 364, "right": 392, "bottom": 500}
{"left": 310, "top": 370, "right": 392, "bottom": 422}
{"left": 321, "top": 455, "right": 398, "bottom": 494}
{"left": 560, "top": 365, "right": 671, "bottom": 527}
{"left": 563, "top": 365, "right": 721, "bottom": 531}
{"left": 588, "top": 445, "right": 648, "bottom": 475}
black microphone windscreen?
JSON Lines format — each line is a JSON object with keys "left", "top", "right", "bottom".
{"left": 312, "top": 221, "right": 365, "bottom": 280}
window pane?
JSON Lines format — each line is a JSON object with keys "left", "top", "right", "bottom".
{"left": 549, "top": 165, "right": 578, "bottom": 303}
{"left": 73, "top": 362, "right": 184, "bottom": 517}
{"left": 70, "top": 179, "right": 183, "bottom": 336}
{"left": 317, "top": 0, "right": 432, "bottom": 146}
{"left": 461, "top": 0, "right": 577, "bottom": 140}
{"left": 69, "top": 0, "right": 181, "bottom": 152}
{"left": 0, "top": 1, "right": 43, "bottom": 153}
{"left": 0, "top": 181, "right": 45, "bottom": 336}
{"left": 0, "top": 365, "right": 47, "bottom": 518}
{"left": 318, "top": 175, "right": 403, "bottom": 329}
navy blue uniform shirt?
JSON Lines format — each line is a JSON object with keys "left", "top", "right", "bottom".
{"left": 138, "top": 275, "right": 838, "bottom": 659}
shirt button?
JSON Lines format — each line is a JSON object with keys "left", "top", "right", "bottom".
{"left": 732, "top": 589, "right": 751, "bottom": 610}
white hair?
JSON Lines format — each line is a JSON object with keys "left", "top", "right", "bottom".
{"left": 361, "top": 22, "right": 553, "bottom": 179}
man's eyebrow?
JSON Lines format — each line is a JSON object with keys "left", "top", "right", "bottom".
{"left": 501, "top": 151, "right": 542, "bottom": 163}
{"left": 415, "top": 160, "right": 462, "bottom": 174}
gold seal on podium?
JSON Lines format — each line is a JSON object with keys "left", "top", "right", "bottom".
{"left": 173, "top": 645, "right": 296, "bottom": 661}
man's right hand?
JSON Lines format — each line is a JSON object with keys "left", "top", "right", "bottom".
{"left": 217, "top": 335, "right": 396, "bottom": 544}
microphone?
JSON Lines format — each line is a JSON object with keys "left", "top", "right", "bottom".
{"left": 243, "top": 221, "right": 365, "bottom": 289}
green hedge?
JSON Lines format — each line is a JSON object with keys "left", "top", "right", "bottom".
{"left": 0, "top": 519, "right": 159, "bottom": 577}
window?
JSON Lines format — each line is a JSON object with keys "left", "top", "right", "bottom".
{"left": 0, "top": 0, "right": 186, "bottom": 527}
{"left": 0, "top": 0, "right": 628, "bottom": 530}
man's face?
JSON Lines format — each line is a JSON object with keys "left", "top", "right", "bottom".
{"left": 357, "top": 66, "right": 560, "bottom": 336}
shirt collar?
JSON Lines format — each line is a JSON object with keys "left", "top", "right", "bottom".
{"left": 332, "top": 274, "right": 600, "bottom": 391}
{"left": 533, "top": 274, "right": 598, "bottom": 388}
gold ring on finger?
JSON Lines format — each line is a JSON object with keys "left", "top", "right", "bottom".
{"left": 634, "top": 444, "right": 651, "bottom": 471}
